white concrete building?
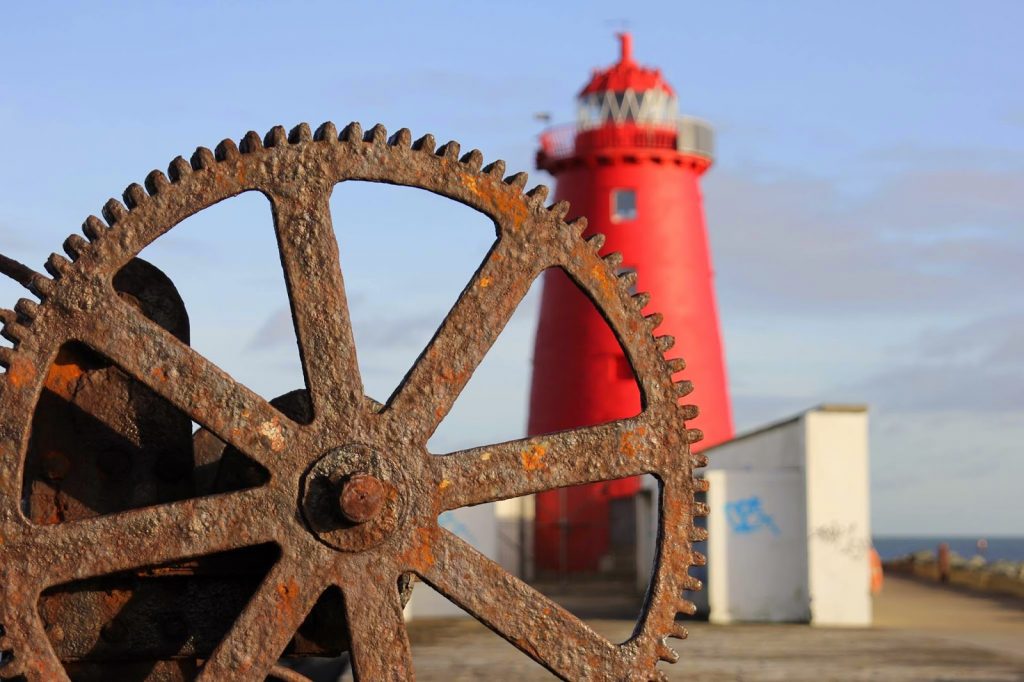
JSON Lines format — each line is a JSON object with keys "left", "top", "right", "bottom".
{"left": 411, "top": 405, "right": 872, "bottom": 627}
{"left": 698, "top": 405, "right": 872, "bottom": 626}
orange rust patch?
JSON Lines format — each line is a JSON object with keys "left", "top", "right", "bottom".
{"left": 440, "top": 366, "right": 469, "bottom": 384}
{"left": 257, "top": 419, "right": 286, "bottom": 452}
{"left": 438, "top": 479, "right": 452, "bottom": 491}
{"left": 276, "top": 578, "right": 300, "bottom": 619}
{"left": 479, "top": 275, "right": 493, "bottom": 288}
{"left": 520, "top": 443, "right": 547, "bottom": 471}
{"left": 619, "top": 427, "right": 647, "bottom": 458}
{"left": 464, "top": 177, "right": 529, "bottom": 230}
{"left": 40, "top": 357, "right": 81, "bottom": 398}
{"left": 402, "top": 526, "right": 438, "bottom": 572}
{"left": 151, "top": 366, "right": 169, "bottom": 382}
{"left": 590, "top": 262, "right": 617, "bottom": 299}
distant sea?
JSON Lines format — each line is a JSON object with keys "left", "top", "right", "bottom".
{"left": 873, "top": 536, "right": 1024, "bottom": 563}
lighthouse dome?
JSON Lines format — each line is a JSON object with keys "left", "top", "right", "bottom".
{"left": 577, "top": 33, "right": 678, "bottom": 130}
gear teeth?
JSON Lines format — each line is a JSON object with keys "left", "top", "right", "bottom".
{"left": 684, "top": 575, "right": 703, "bottom": 591}
{"left": 314, "top": 121, "right": 338, "bottom": 142}
{"left": 656, "top": 643, "right": 679, "bottom": 664}
{"left": 526, "top": 185, "right": 549, "bottom": 204}
{"left": 0, "top": 346, "right": 13, "bottom": 369}
{"left": 388, "top": 128, "right": 412, "bottom": 148}
{"left": 603, "top": 251, "right": 623, "bottom": 269}
{"left": 460, "top": 149, "right": 483, "bottom": 171}
{"left": 667, "top": 358, "right": 686, "bottom": 373}
{"left": 675, "top": 380, "right": 695, "bottom": 397}
{"left": 549, "top": 200, "right": 570, "bottom": 220}
{"left": 123, "top": 182, "right": 148, "bottom": 209}
{"left": 619, "top": 269, "right": 638, "bottom": 289}
{"left": 680, "top": 404, "right": 699, "bottom": 420}
{"left": 44, "top": 253, "right": 71, "bottom": 278}
{"left": 412, "top": 133, "right": 436, "bottom": 153}
{"left": 645, "top": 311, "right": 663, "bottom": 328}
{"left": 568, "top": 216, "right": 588, "bottom": 235}
{"left": 14, "top": 299, "right": 39, "bottom": 321}
{"left": 648, "top": 671, "right": 669, "bottom": 682}
{"left": 691, "top": 550, "right": 707, "bottom": 567}
{"left": 363, "top": 124, "right": 387, "bottom": 144}
{"left": 168, "top": 156, "right": 192, "bottom": 182}
{"left": 27, "top": 274, "right": 53, "bottom": 299}
{"left": 437, "top": 141, "right": 460, "bottom": 159}
{"left": 0, "top": 319, "right": 28, "bottom": 344}
{"left": 289, "top": 122, "right": 312, "bottom": 143}
{"left": 101, "top": 198, "right": 128, "bottom": 226}
{"left": 694, "top": 477, "right": 709, "bottom": 493}
{"left": 482, "top": 159, "right": 506, "bottom": 177}
{"left": 669, "top": 622, "right": 689, "bottom": 640}
{"left": 190, "top": 146, "right": 217, "bottom": 171}
{"left": 240, "top": 130, "right": 263, "bottom": 153}
{"left": 63, "top": 234, "right": 89, "bottom": 260}
{"left": 655, "top": 335, "right": 675, "bottom": 352}
{"left": 686, "top": 428, "right": 704, "bottom": 445}
{"left": 504, "top": 172, "right": 529, "bottom": 189}
{"left": 145, "top": 169, "right": 171, "bottom": 195}
{"left": 340, "top": 122, "right": 363, "bottom": 143}
{"left": 215, "top": 138, "right": 240, "bottom": 161}
{"left": 0, "top": 309, "right": 26, "bottom": 344}
{"left": 693, "top": 501, "right": 710, "bottom": 518}
{"left": 690, "top": 526, "right": 709, "bottom": 542}
{"left": 676, "top": 599, "right": 698, "bottom": 616}
{"left": 83, "top": 215, "right": 107, "bottom": 241}
{"left": 692, "top": 452, "right": 709, "bottom": 468}
{"left": 586, "top": 233, "right": 606, "bottom": 250}
{"left": 264, "top": 125, "right": 288, "bottom": 148}
{"left": 632, "top": 291, "right": 651, "bottom": 310}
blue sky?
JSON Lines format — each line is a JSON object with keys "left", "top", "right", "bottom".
{"left": 1, "top": 1, "right": 1022, "bottom": 534}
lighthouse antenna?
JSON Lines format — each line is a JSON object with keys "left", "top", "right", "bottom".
{"left": 617, "top": 32, "right": 634, "bottom": 64}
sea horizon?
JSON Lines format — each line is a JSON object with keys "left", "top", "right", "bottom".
{"left": 873, "top": 535, "right": 1024, "bottom": 563}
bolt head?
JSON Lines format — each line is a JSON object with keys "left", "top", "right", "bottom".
{"left": 338, "top": 473, "right": 385, "bottom": 524}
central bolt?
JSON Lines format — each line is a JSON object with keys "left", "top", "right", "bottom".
{"left": 338, "top": 473, "right": 386, "bottom": 524}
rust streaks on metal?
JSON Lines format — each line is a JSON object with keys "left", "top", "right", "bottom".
{"left": 0, "top": 121, "right": 704, "bottom": 681}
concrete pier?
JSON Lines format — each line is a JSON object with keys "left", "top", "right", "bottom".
{"left": 373, "top": 576, "right": 1024, "bottom": 681}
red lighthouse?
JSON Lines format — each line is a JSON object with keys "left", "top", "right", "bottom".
{"left": 529, "top": 34, "right": 733, "bottom": 575}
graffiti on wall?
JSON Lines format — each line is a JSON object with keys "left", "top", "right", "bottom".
{"left": 809, "top": 522, "right": 870, "bottom": 559}
{"left": 439, "top": 510, "right": 479, "bottom": 546}
{"left": 725, "top": 496, "right": 780, "bottom": 536}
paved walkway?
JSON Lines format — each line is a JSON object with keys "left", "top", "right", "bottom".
{"left": 391, "top": 576, "right": 1024, "bottom": 681}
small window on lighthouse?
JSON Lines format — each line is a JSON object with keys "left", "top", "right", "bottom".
{"left": 611, "top": 188, "right": 637, "bottom": 222}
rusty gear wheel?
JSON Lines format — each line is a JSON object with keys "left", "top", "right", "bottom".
{"left": 0, "top": 122, "right": 707, "bottom": 681}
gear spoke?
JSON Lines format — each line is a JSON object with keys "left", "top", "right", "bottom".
{"left": 433, "top": 415, "right": 661, "bottom": 511}
{"left": 342, "top": 562, "right": 414, "bottom": 681}
{"left": 385, "top": 237, "right": 539, "bottom": 440}
{"left": 270, "top": 188, "right": 364, "bottom": 431}
{"left": 197, "top": 556, "right": 329, "bottom": 681}
{"left": 417, "top": 529, "right": 621, "bottom": 680}
{"left": 75, "top": 294, "right": 297, "bottom": 475}
{"left": 29, "top": 487, "right": 279, "bottom": 586}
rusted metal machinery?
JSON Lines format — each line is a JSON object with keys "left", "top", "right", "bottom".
{"left": 0, "top": 122, "right": 707, "bottom": 680}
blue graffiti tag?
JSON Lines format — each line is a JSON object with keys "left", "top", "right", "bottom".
{"left": 725, "top": 496, "right": 780, "bottom": 536}
{"left": 439, "top": 511, "right": 478, "bottom": 546}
